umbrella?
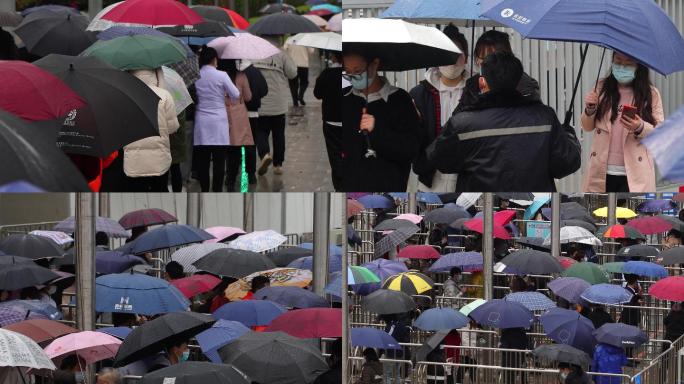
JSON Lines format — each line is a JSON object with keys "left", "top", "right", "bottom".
{"left": 374, "top": 226, "right": 419, "bottom": 257}
{"left": 21, "top": 4, "right": 79, "bottom": 16}
{"left": 657, "top": 215, "right": 684, "bottom": 232}
{"left": 343, "top": 18, "right": 462, "bottom": 72}
{"left": 353, "top": 259, "right": 409, "bottom": 295}
{"left": 125, "top": 224, "right": 213, "bottom": 254}
{"left": 119, "top": 208, "right": 177, "bottom": 229}
{"left": 113, "top": 312, "right": 215, "bottom": 367}
{"left": 542, "top": 203, "right": 595, "bottom": 224}
{"left": 562, "top": 262, "right": 610, "bottom": 284}
{"left": 311, "top": 4, "right": 342, "bottom": 13}
{"left": 428, "top": 252, "right": 483, "bottom": 273}
{"left": 28, "top": 231, "right": 73, "bottom": 245}
{"left": 259, "top": 3, "right": 297, "bottom": 14}
{"left": 617, "top": 244, "right": 661, "bottom": 259}
{"left": 469, "top": 299, "right": 534, "bottom": 329}
{"left": 287, "top": 254, "right": 342, "bottom": 273}
{"left": 532, "top": 343, "right": 591, "bottom": 369}
{"left": 302, "top": 14, "right": 328, "bottom": 27}
{"left": 602, "top": 262, "right": 626, "bottom": 274}
{"left": 557, "top": 256, "right": 578, "bottom": 270}
{"left": 203, "top": 226, "right": 245, "bottom": 244}
{"left": 265, "top": 308, "right": 342, "bottom": 338}
{"left": 361, "top": 289, "right": 416, "bottom": 314}
{"left": 0, "top": 181, "right": 45, "bottom": 192}
{"left": 418, "top": 192, "right": 444, "bottom": 204}
{"left": 0, "top": 255, "right": 31, "bottom": 265}
{"left": 170, "top": 243, "right": 229, "bottom": 273}
{"left": 658, "top": 247, "right": 684, "bottom": 265}
{"left": 188, "top": 5, "right": 233, "bottom": 24}
{"left": 383, "top": 271, "right": 434, "bottom": 295}
{"left": 395, "top": 213, "right": 423, "bottom": 224}
{"left": 95, "top": 273, "right": 190, "bottom": 315}
{"left": 600, "top": 224, "right": 645, "bottom": 240}
{"left": 649, "top": 276, "right": 684, "bottom": 301}
{"left": 397, "top": 245, "right": 440, "bottom": 260}
{"left": 503, "top": 292, "right": 556, "bottom": 311}
{"left": 381, "top": 0, "right": 497, "bottom": 26}
{"left": 594, "top": 323, "right": 648, "bottom": 348}
{"left": 0, "top": 306, "right": 48, "bottom": 327}
{"left": 462, "top": 218, "right": 511, "bottom": 239}
{"left": 347, "top": 199, "right": 365, "bottom": 218}
{"left": 266, "top": 246, "right": 313, "bottom": 267}
{"left": 637, "top": 199, "right": 677, "bottom": 213}
{"left": 580, "top": 283, "right": 633, "bottom": 305}
{"left": 196, "top": 6, "right": 249, "bottom": 30}
{"left": 219, "top": 331, "right": 328, "bottom": 384}
{"left": 643, "top": 106, "right": 684, "bottom": 182}
{"left": 374, "top": 219, "right": 418, "bottom": 232}
{"left": 424, "top": 206, "right": 470, "bottom": 224}
{"left": 252, "top": 286, "right": 328, "bottom": 309}
{"left": 227, "top": 230, "right": 287, "bottom": 253}
{"left": 157, "top": 21, "right": 234, "bottom": 40}
{"left": 248, "top": 13, "right": 320, "bottom": 35}
{"left": 459, "top": 298, "right": 487, "bottom": 316}
{"left": 561, "top": 220, "right": 597, "bottom": 233}
{"left": 497, "top": 249, "right": 562, "bottom": 275}
{"left": 297, "top": 243, "right": 342, "bottom": 256}
{"left": 622, "top": 261, "right": 668, "bottom": 278}
{"left": 626, "top": 216, "right": 673, "bottom": 235}
{"left": 0, "top": 234, "right": 64, "bottom": 260}
{"left": 0, "top": 262, "right": 59, "bottom": 290}
{"left": 94, "top": 251, "right": 145, "bottom": 274}
{"left": 0, "top": 11, "right": 22, "bottom": 27}
{"left": 414, "top": 308, "right": 469, "bottom": 331}
{"left": 3, "top": 319, "right": 77, "bottom": 346}
{"left": 87, "top": 1, "right": 147, "bottom": 31}
{"left": 523, "top": 197, "right": 551, "bottom": 220}
{"left": 213, "top": 300, "right": 287, "bottom": 326}
{"left": 193, "top": 248, "right": 276, "bottom": 278}
{"left": 0, "top": 61, "right": 85, "bottom": 121}
{"left": 351, "top": 327, "right": 401, "bottom": 349}
{"left": 15, "top": 10, "right": 95, "bottom": 57}
{"left": 516, "top": 237, "right": 551, "bottom": 251}
{"left": 548, "top": 277, "right": 591, "bottom": 303}
{"left": 593, "top": 207, "right": 638, "bottom": 219}
{"left": 170, "top": 274, "right": 221, "bottom": 298}
{"left": 0, "top": 328, "right": 56, "bottom": 370}
{"left": 347, "top": 266, "right": 381, "bottom": 285}
{"left": 357, "top": 195, "right": 394, "bottom": 209}
{"left": 82, "top": 34, "right": 187, "bottom": 70}
{"left": 543, "top": 226, "right": 602, "bottom": 246}
{"left": 540, "top": 307, "right": 596, "bottom": 354}
{"left": 224, "top": 268, "right": 312, "bottom": 301}
{"left": 44, "top": 331, "right": 121, "bottom": 364}
{"left": 54, "top": 215, "right": 129, "bottom": 238}
{"left": 140, "top": 361, "right": 249, "bottom": 384}
{"left": 100, "top": 0, "right": 203, "bottom": 26}
{"left": 96, "top": 327, "right": 132, "bottom": 340}
{"left": 195, "top": 320, "right": 250, "bottom": 363}
{"left": 327, "top": 12, "right": 341, "bottom": 32}
{"left": 0, "top": 300, "right": 62, "bottom": 322}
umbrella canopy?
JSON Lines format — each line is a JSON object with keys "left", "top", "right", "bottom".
{"left": 265, "top": 308, "right": 342, "bottom": 338}
{"left": 95, "top": 273, "right": 190, "bottom": 315}
{"left": 3, "top": 319, "right": 77, "bottom": 346}
{"left": 616, "top": 244, "right": 660, "bottom": 259}
{"left": 82, "top": 34, "right": 187, "bottom": 70}
{"left": 0, "top": 328, "right": 56, "bottom": 370}
{"left": 0, "top": 300, "right": 62, "bottom": 322}
{"left": 87, "top": 2, "right": 147, "bottom": 31}
{"left": 193, "top": 248, "right": 276, "bottom": 278}
{"left": 170, "top": 243, "right": 229, "bottom": 273}
{"left": 625, "top": 215, "right": 672, "bottom": 235}
{"left": 302, "top": 14, "right": 328, "bottom": 27}
{"left": 354, "top": 259, "right": 409, "bottom": 295}
{"left": 0, "top": 234, "right": 64, "bottom": 260}
{"left": 459, "top": 298, "right": 487, "bottom": 316}
{"left": 190, "top": 5, "right": 249, "bottom": 29}
{"left": 594, "top": 323, "right": 649, "bottom": 348}
{"left": 424, "top": 206, "right": 470, "bottom": 224}
{"left": 428, "top": 252, "right": 483, "bottom": 273}
{"left": 343, "top": 18, "right": 462, "bottom": 71}
{"left": 557, "top": 256, "right": 578, "bottom": 270}
{"left": 213, "top": 300, "right": 287, "bottom": 326}
{"left": 259, "top": 3, "right": 297, "bottom": 14}
{"left": 542, "top": 202, "right": 595, "bottom": 224}
{"left": 637, "top": 199, "right": 677, "bottom": 213}
{"left": 515, "top": 236, "right": 551, "bottom": 251}
{"left": 361, "top": 289, "right": 416, "bottom": 315}
{"left": 95, "top": 251, "right": 145, "bottom": 274}
{"left": 44, "top": 331, "right": 121, "bottom": 364}
{"left": 418, "top": 192, "right": 444, "bottom": 204}
{"left": 374, "top": 226, "right": 419, "bottom": 257}
{"left": 395, "top": 213, "right": 423, "bottom": 224}
{"left": 219, "top": 331, "right": 328, "bottom": 384}
{"left": 224, "top": 268, "right": 312, "bottom": 301}
{"left": 602, "top": 262, "right": 626, "bottom": 274}
{"left": 658, "top": 247, "right": 684, "bottom": 265}
{"left": 374, "top": 219, "right": 418, "bottom": 232}
{"left": 348, "top": 266, "right": 381, "bottom": 285}
{"left": 113, "top": 312, "right": 215, "bottom": 367}
{"left": 15, "top": 10, "right": 95, "bottom": 56}
{"left": 266, "top": 246, "right": 313, "bottom": 267}
{"left": 100, "top": 0, "right": 203, "bottom": 26}
{"left": 0, "top": 11, "right": 22, "bottom": 27}
{"left": 195, "top": 320, "right": 250, "bottom": 363}
{"left": 560, "top": 219, "right": 597, "bottom": 233}
{"left": 119, "top": 208, "right": 177, "bottom": 229}
{"left": 599, "top": 224, "right": 645, "bottom": 240}
{"left": 532, "top": 343, "right": 591, "bottom": 369}
{"left": 209, "top": 33, "right": 280, "bottom": 60}
{"left": 543, "top": 226, "right": 602, "bottom": 246}
{"left": 287, "top": 254, "right": 342, "bottom": 273}
{"left": 248, "top": 13, "right": 320, "bottom": 35}
{"left": 381, "top": 0, "right": 497, "bottom": 26}
{"left": 347, "top": 199, "right": 365, "bottom": 218}
{"left": 157, "top": 20, "right": 233, "bottom": 39}
{"left": 580, "top": 283, "right": 633, "bottom": 305}
{"left": 203, "top": 226, "right": 245, "bottom": 243}
{"left": 657, "top": 214, "right": 684, "bottom": 232}
{"left": 252, "top": 286, "right": 328, "bottom": 309}
{"left": 227, "top": 230, "right": 287, "bottom": 253}
{"left": 297, "top": 243, "right": 342, "bottom": 256}
{"left": 170, "top": 274, "right": 222, "bottom": 298}
{"left": 0, "top": 305, "right": 49, "bottom": 327}
{"left": 0, "top": 261, "right": 59, "bottom": 290}
{"left": 593, "top": 207, "right": 638, "bottom": 219}
{"left": 482, "top": 0, "right": 684, "bottom": 75}
{"left": 503, "top": 291, "right": 556, "bottom": 311}
{"left": 397, "top": 245, "right": 440, "bottom": 260}
{"left": 383, "top": 271, "right": 434, "bottom": 295}
{"left": 622, "top": 261, "right": 668, "bottom": 278}
{"left": 54, "top": 215, "right": 129, "bottom": 238}
{"left": 497, "top": 249, "right": 562, "bottom": 275}
{"left": 351, "top": 327, "right": 401, "bottom": 349}
{"left": 357, "top": 194, "right": 394, "bottom": 209}
{"left": 140, "top": 361, "right": 249, "bottom": 384}
{"left": 548, "top": 277, "right": 591, "bottom": 303}
{"left": 327, "top": 12, "right": 341, "bottom": 31}
{"left": 469, "top": 299, "right": 534, "bottom": 329}
{"left": 96, "top": 327, "right": 132, "bottom": 340}
{"left": 643, "top": 106, "right": 684, "bottom": 182}
{"left": 311, "top": 4, "right": 341, "bottom": 13}
{"left": 125, "top": 224, "right": 213, "bottom": 254}
{"left": 524, "top": 197, "right": 551, "bottom": 220}
{"left": 540, "top": 307, "right": 596, "bottom": 355}
{"left": 414, "top": 308, "right": 469, "bottom": 331}
{"left": 562, "top": 262, "right": 610, "bottom": 284}
{"left": 462, "top": 218, "right": 511, "bottom": 239}
{"left": 647, "top": 276, "right": 684, "bottom": 301}
{"left": 0, "top": 255, "right": 31, "bottom": 264}
{"left": 28, "top": 231, "right": 73, "bottom": 245}
{"left": 21, "top": 4, "right": 80, "bottom": 16}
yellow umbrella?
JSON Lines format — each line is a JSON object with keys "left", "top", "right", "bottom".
{"left": 224, "top": 267, "right": 312, "bottom": 300}
{"left": 593, "top": 207, "right": 637, "bottom": 219}
{"left": 382, "top": 271, "right": 434, "bottom": 295}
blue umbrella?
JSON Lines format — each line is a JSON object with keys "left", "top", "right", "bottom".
{"left": 580, "top": 284, "right": 633, "bottom": 305}
{"left": 96, "top": 326, "right": 132, "bottom": 340}
{"left": 95, "top": 251, "right": 146, "bottom": 274}
{"left": 253, "top": 286, "right": 329, "bottom": 308}
{"left": 95, "top": 273, "right": 190, "bottom": 315}
{"left": 287, "top": 254, "right": 342, "bottom": 273}
{"left": 212, "top": 300, "right": 286, "bottom": 327}
{"left": 548, "top": 277, "right": 591, "bottom": 303}
{"left": 469, "top": 299, "right": 534, "bottom": 329}
{"left": 417, "top": 192, "right": 442, "bottom": 204}
{"left": 622, "top": 261, "right": 668, "bottom": 278}
{"left": 122, "top": 224, "right": 213, "bottom": 254}
{"left": 428, "top": 252, "right": 483, "bottom": 273}
{"left": 311, "top": 3, "right": 342, "bottom": 13}
{"left": 358, "top": 195, "right": 394, "bottom": 209}
{"left": 0, "top": 300, "right": 62, "bottom": 321}
{"left": 381, "top": 0, "right": 498, "bottom": 26}
{"left": 351, "top": 327, "right": 401, "bottom": 349}
{"left": 540, "top": 307, "right": 596, "bottom": 355}
{"left": 414, "top": 308, "right": 469, "bottom": 331}
{"left": 324, "top": 272, "right": 342, "bottom": 299}
{"left": 636, "top": 200, "right": 677, "bottom": 213}
{"left": 594, "top": 323, "right": 648, "bottom": 348}
{"left": 643, "top": 106, "right": 684, "bottom": 182}
{"left": 196, "top": 319, "right": 250, "bottom": 363}
{"left": 297, "top": 243, "right": 342, "bottom": 256}
{"left": 503, "top": 292, "right": 556, "bottom": 311}
{"left": 388, "top": 192, "right": 408, "bottom": 201}
{"left": 524, "top": 197, "right": 551, "bottom": 220}
{"left": 0, "top": 181, "right": 44, "bottom": 192}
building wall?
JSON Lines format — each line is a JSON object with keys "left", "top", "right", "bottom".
{"left": 0, "top": 193, "right": 71, "bottom": 225}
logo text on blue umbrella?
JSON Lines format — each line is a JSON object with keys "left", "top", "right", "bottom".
{"left": 115, "top": 297, "right": 132, "bottom": 311}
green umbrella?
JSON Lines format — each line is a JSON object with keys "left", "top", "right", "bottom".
{"left": 602, "top": 262, "right": 625, "bottom": 274}
{"left": 81, "top": 34, "right": 186, "bottom": 70}
{"left": 562, "top": 262, "right": 610, "bottom": 284}
{"left": 348, "top": 266, "right": 380, "bottom": 285}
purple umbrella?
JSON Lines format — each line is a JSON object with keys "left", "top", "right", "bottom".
{"left": 469, "top": 299, "right": 534, "bottom": 329}
{"left": 54, "top": 216, "right": 129, "bottom": 239}
{"left": 428, "top": 252, "right": 483, "bottom": 273}
{"left": 636, "top": 199, "right": 677, "bottom": 213}
{"left": 594, "top": 323, "right": 648, "bottom": 348}
{"left": 95, "top": 251, "right": 147, "bottom": 274}
{"left": 540, "top": 307, "right": 596, "bottom": 355}
{"left": 548, "top": 277, "right": 591, "bottom": 304}
{"left": 358, "top": 195, "right": 395, "bottom": 209}
{"left": 352, "top": 259, "right": 408, "bottom": 295}
{"left": 21, "top": 4, "right": 80, "bottom": 17}
{"left": 0, "top": 306, "right": 47, "bottom": 327}
{"left": 0, "top": 181, "right": 45, "bottom": 192}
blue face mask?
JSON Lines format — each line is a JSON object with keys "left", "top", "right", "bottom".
{"left": 349, "top": 71, "right": 374, "bottom": 90}
{"left": 612, "top": 64, "right": 636, "bottom": 84}
{"left": 180, "top": 351, "right": 190, "bottom": 362}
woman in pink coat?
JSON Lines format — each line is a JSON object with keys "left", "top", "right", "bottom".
{"left": 581, "top": 52, "right": 664, "bottom": 192}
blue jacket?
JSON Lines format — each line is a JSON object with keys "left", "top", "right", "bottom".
{"left": 592, "top": 343, "right": 627, "bottom": 384}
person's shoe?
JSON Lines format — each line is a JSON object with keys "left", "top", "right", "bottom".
{"left": 273, "top": 166, "right": 283, "bottom": 175}
{"left": 293, "top": 100, "right": 299, "bottom": 107}
{"left": 248, "top": 173, "right": 257, "bottom": 185}
{"left": 299, "top": 98, "right": 306, "bottom": 106}
{"left": 258, "top": 154, "right": 272, "bottom": 176}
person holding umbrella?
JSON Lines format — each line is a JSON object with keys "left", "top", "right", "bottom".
{"left": 581, "top": 51, "right": 665, "bottom": 192}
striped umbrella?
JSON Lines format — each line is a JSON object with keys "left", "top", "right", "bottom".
{"left": 397, "top": 245, "right": 440, "bottom": 259}
{"left": 170, "top": 243, "right": 229, "bottom": 273}
{"left": 54, "top": 216, "right": 129, "bottom": 238}
{"left": 593, "top": 207, "right": 638, "bottom": 219}
{"left": 348, "top": 266, "right": 380, "bottom": 285}
{"left": 383, "top": 272, "right": 434, "bottom": 295}
{"left": 599, "top": 224, "right": 645, "bottom": 240}
{"left": 374, "top": 226, "right": 419, "bottom": 257}
{"left": 228, "top": 230, "right": 287, "bottom": 253}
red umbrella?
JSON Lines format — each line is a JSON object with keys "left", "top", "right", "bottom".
{"left": 649, "top": 276, "right": 684, "bottom": 301}
{"left": 265, "top": 308, "right": 342, "bottom": 338}
{"left": 101, "top": 0, "right": 204, "bottom": 26}
{"left": 463, "top": 218, "right": 511, "bottom": 239}
{"left": 626, "top": 216, "right": 673, "bottom": 235}
{"left": 224, "top": 8, "right": 249, "bottom": 29}
{"left": 118, "top": 208, "right": 178, "bottom": 229}
{"left": 3, "top": 319, "right": 78, "bottom": 346}
{"left": 307, "top": 9, "right": 333, "bottom": 16}
{"left": 494, "top": 210, "right": 517, "bottom": 226}
{"left": 170, "top": 274, "right": 222, "bottom": 298}
{"left": 556, "top": 256, "right": 577, "bottom": 270}
{"left": 0, "top": 61, "right": 85, "bottom": 121}
{"left": 397, "top": 245, "right": 440, "bottom": 259}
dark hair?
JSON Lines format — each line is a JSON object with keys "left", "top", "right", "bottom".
{"left": 60, "top": 354, "right": 80, "bottom": 370}
{"left": 112, "top": 312, "right": 136, "bottom": 327}
{"left": 95, "top": 231, "right": 109, "bottom": 247}
{"left": 443, "top": 24, "right": 469, "bottom": 59}
{"left": 474, "top": 30, "right": 512, "bottom": 59}
{"left": 251, "top": 275, "right": 270, "bottom": 292}
{"left": 198, "top": 45, "right": 219, "bottom": 67}
{"left": 596, "top": 55, "right": 655, "bottom": 125}
{"left": 509, "top": 276, "right": 527, "bottom": 293}
{"left": 450, "top": 266, "right": 462, "bottom": 277}
{"left": 625, "top": 273, "right": 639, "bottom": 284}
{"left": 217, "top": 59, "right": 238, "bottom": 81}
{"left": 165, "top": 261, "right": 185, "bottom": 280}
{"left": 679, "top": 209, "right": 684, "bottom": 223}
{"left": 667, "top": 229, "right": 682, "bottom": 240}
{"left": 363, "top": 348, "right": 379, "bottom": 362}
{"left": 481, "top": 51, "right": 523, "bottom": 92}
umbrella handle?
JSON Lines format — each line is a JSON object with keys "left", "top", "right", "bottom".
{"left": 17, "top": 367, "right": 27, "bottom": 384}
{"left": 563, "top": 44, "right": 590, "bottom": 127}
{"left": 362, "top": 74, "right": 377, "bottom": 159}
{"left": 595, "top": 47, "right": 607, "bottom": 91}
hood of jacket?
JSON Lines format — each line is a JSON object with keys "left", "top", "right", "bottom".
{"left": 131, "top": 68, "right": 166, "bottom": 89}
{"left": 424, "top": 67, "right": 470, "bottom": 90}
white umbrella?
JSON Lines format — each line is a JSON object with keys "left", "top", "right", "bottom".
{"left": 162, "top": 66, "right": 192, "bottom": 115}
{"left": 302, "top": 14, "right": 327, "bottom": 28}
{"left": 228, "top": 230, "right": 287, "bottom": 253}
{"left": 327, "top": 13, "right": 341, "bottom": 32}
{"left": 171, "top": 243, "right": 229, "bottom": 273}
{"left": 0, "top": 329, "right": 56, "bottom": 370}
{"left": 208, "top": 33, "right": 280, "bottom": 60}
{"left": 289, "top": 32, "right": 341, "bottom": 51}
{"left": 543, "top": 226, "right": 602, "bottom": 246}
{"left": 29, "top": 230, "right": 73, "bottom": 245}
{"left": 456, "top": 193, "right": 482, "bottom": 209}
{"left": 86, "top": 2, "right": 147, "bottom": 31}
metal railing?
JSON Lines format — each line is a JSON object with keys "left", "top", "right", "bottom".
{"left": 0, "top": 221, "right": 61, "bottom": 238}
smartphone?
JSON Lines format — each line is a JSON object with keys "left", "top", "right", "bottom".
{"left": 622, "top": 104, "right": 638, "bottom": 119}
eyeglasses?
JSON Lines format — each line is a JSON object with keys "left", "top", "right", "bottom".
{"left": 342, "top": 67, "right": 368, "bottom": 82}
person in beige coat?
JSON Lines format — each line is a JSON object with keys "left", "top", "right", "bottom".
{"left": 124, "top": 68, "right": 180, "bottom": 192}
{"left": 581, "top": 52, "right": 664, "bottom": 193}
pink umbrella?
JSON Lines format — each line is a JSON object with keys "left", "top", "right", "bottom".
{"left": 204, "top": 226, "right": 246, "bottom": 244}
{"left": 208, "top": 33, "right": 280, "bottom": 60}
{"left": 394, "top": 213, "right": 423, "bottom": 224}
{"left": 44, "top": 331, "right": 121, "bottom": 364}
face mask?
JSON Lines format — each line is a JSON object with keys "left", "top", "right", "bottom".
{"left": 74, "top": 372, "right": 86, "bottom": 383}
{"left": 612, "top": 64, "right": 636, "bottom": 84}
{"left": 439, "top": 64, "right": 465, "bottom": 80}
{"left": 180, "top": 351, "right": 190, "bottom": 361}
{"left": 350, "top": 71, "right": 374, "bottom": 91}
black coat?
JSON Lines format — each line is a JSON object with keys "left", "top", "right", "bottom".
{"left": 588, "top": 308, "right": 615, "bottom": 330}
{"left": 425, "top": 89, "right": 581, "bottom": 192}
{"left": 409, "top": 80, "right": 441, "bottom": 188}
{"left": 455, "top": 71, "right": 541, "bottom": 113}
{"left": 664, "top": 310, "right": 684, "bottom": 342}
{"left": 313, "top": 362, "right": 342, "bottom": 384}
{"left": 314, "top": 66, "right": 342, "bottom": 123}
{"left": 342, "top": 86, "right": 420, "bottom": 192}
{"left": 500, "top": 328, "right": 528, "bottom": 350}
{"left": 244, "top": 64, "right": 269, "bottom": 113}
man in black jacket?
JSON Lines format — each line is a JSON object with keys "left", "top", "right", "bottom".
{"left": 426, "top": 51, "right": 581, "bottom": 191}
{"left": 314, "top": 52, "right": 343, "bottom": 190}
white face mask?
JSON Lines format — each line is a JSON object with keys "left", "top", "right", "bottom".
{"left": 439, "top": 64, "right": 466, "bottom": 80}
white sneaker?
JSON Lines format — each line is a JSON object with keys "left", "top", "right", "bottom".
{"left": 273, "top": 166, "right": 283, "bottom": 175}
{"left": 258, "top": 154, "right": 272, "bottom": 175}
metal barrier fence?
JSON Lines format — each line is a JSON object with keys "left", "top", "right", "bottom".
{"left": 0, "top": 221, "right": 61, "bottom": 238}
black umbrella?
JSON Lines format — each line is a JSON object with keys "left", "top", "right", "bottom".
{"left": 414, "top": 330, "right": 449, "bottom": 363}
{"left": 0, "top": 234, "right": 65, "bottom": 260}
{"left": 248, "top": 13, "right": 321, "bottom": 35}
{"left": 616, "top": 244, "right": 661, "bottom": 259}
{"left": 259, "top": 3, "right": 297, "bottom": 14}
{"left": 497, "top": 193, "right": 535, "bottom": 201}
{"left": 14, "top": 10, "right": 95, "bottom": 56}
{"left": 190, "top": 5, "right": 232, "bottom": 24}
{"left": 158, "top": 21, "right": 234, "bottom": 38}
{"left": 424, "top": 206, "right": 471, "bottom": 224}
{"left": 561, "top": 219, "right": 597, "bottom": 233}
{"left": 374, "top": 219, "right": 419, "bottom": 232}
{"left": 113, "top": 312, "right": 215, "bottom": 367}
{"left": 0, "top": 260, "right": 60, "bottom": 290}
{"left": 515, "top": 237, "right": 551, "bottom": 252}
{"left": 659, "top": 247, "right": 684, "bottom": 265}
{"left": 140, "top": 361, "right": 249, "bottom": 384}
{"left": 498, "top": 249, "right": 563, "bottom": 274}
{"left": 193, "top": 248, "right": 276, "bottom": 278}
{"left": 374, "top": 226, "right": 419, "bottom": 258}
{"left": 0, "top": 11, "right": 22, "bottom": 27}
{"left": 532, "top": 344, "right": 591, "bottom": 369}
{"left": 448, "top": 217, "right": 471, "bottom": 230}
{"left": 360, "top": 289, "right": 416, "bottom": 315}
{"left": 437, "top": 193, "right": 460, "bottom": 204}
{"left": 657, "top": 215, "right": 684, "bottom": 232}
{"left": 219, "top": 331, "right": 328, "bottom": 384}
{"left": 266, "top": 246, "right": 312, "bottom": 267}
{"left": 0, "top": 255, "right": 33, "bottom": 265}
{"left": 33, "top": 54, "right": 160, "bottom": 157}
{"left": 0, "top": 111, "right": 89, "bottom": 191}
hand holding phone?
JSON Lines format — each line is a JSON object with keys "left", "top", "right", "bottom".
{"left": 622, "top": 104, "right": 638, "bottom": 119}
